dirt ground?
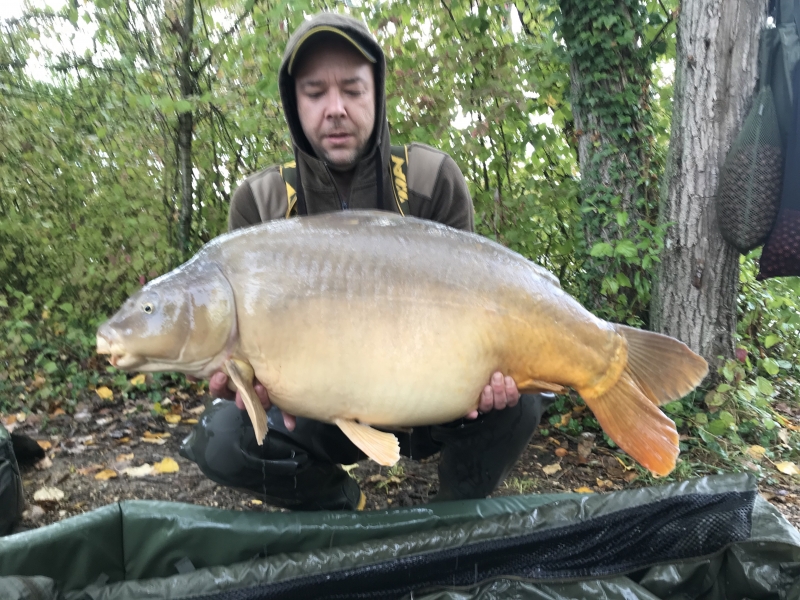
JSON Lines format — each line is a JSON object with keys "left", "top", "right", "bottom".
{"left": 6, "top": 389, "right": 800, "bottom": 532}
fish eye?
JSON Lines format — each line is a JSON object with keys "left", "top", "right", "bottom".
{"left": 142, "top": 302, "right": 155, "bottom": 314}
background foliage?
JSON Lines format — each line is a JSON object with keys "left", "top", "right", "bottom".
{"left": 1, "top": 0, "right": 797, "bottom": 475}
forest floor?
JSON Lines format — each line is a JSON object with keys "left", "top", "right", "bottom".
{"left": 5, "top": 386, "right": 800, "bottom": 532}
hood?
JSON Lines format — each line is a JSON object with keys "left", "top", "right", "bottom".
{"left": 278, "top": 13, "right": 394, "bottom": 211}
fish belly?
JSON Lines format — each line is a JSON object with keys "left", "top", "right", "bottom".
{"left": 240, "top": 298, "right": 503, "bottom": 426}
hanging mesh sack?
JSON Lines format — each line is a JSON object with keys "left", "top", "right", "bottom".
{"left": 716, "top": 29, "right": 784, "bottom": 254}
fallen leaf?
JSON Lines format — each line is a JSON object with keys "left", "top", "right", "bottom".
{"left": 574, "top": 486, "right": 594, "bottom": 493}
{"left": 554, "top": 447, "right": 568, "bottom": 458}
{"left": 250, "top": 499, "right": 263, "bottom": 505}
{"left": 747, "top": 445, "right": 767, "bottom": 460}
{"left": 596, "top": 478, "right": 614, "bottom": 488}
{"left": 77, "top": 464, "right": 105, "bottom": 476}
{"left": 776, "top": 461, "right": 800, "bottom": 476}
{"left": 116, "top": 437, "right": 131, "bottom": 444}
{"left": 182, "top": 418, "right": 198, "bottom": 424}
{"left": 33, "top": 486, "right": 65, "bottom": 502}
{"left": 116, "top": 453, "right": 134, "bottom": 462}
{"left": 95, "top": 386, "right": 113, "bottom": 400}
{"left": 164, "top": 414, "right": 181, "bottom": 424}
{"left": 123, "top": 464, "right": 153, "bottom": 478}
{"left": 15, "top": 412, "right": 27, "bottom": 423}
{"left": 761, "top": 492, "right": 776, "bottom": 501}
{"left": 22, "top": 505, "right": 46, "bottom": 521}
{"left": 141, "top": 437, "right": 167, "bottom": 445}
{"left": 557, "top": 413, "right": 571, "bottom": 427}
{"left": 95, "top": 469, "right": 118, "bottom": 481}
{"left": 34, "top": 457, "right": 53, "bottom": 471}
{"left": 153, "top": 457, "right": 179, "bottom": 474}
{"left": 547, "top": 437, "right": 561, "bottom": 447}
{"left": 623, "top": 472, "right": 638, "bottom": 483}
{"left": 2, "top": 414, "right": 17, "bottom": 426}
{"left": 187, "top": 406, "right": 206, "bottom": 415}
{"left": 37, "top": 440, "right": 52, "bottom": 450}
{"left": 542, "top": 463, "right": 562, "bottom": 476}
{"left": 143, "top": 431, "right": 170, "bottom": 439}
{"left": 129, "top": 374, "right": 146, "bottom": 386}
{"left": 51, "top": 408, "right": 66, "bottom": 417}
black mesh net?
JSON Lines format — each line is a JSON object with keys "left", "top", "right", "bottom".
{"left": 198, "top": 490, "right": 755, "bottom": 600}
{"left": 717, "top": 86, "right": 784, "bottom": 254}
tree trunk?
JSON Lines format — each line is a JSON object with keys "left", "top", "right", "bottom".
{"left": 558, "top": 0, "right": 662, "bottom": 325}
{"left": 652, "top": 0, "right": 766, "bottom": 370}
{"left": 177, "top": 0, "right": 196, "bottom": 256}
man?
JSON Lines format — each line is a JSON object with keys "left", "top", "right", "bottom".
{"left": 180, "top": 12, "right": 553, "bottom": 510}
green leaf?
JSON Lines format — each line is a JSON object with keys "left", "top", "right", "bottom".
{"left": 756, "top": 376, "right": 774, "bottom": 396}
{"left": 590, "top": 242, "right": 614, "bottom": 257}
{"left": 614, "top": 239, "right": 638, "bottom": 259}
{"left": 44, "top": 361, "right": 58, "bottom": 374}
{"left": 761, "top": 358, "right": 780, "bottom": 376}
{"left": 174, "top": 100, "right": 193, "bottom": 113}
{"left": 764, "top": 334, "right": 780, "bottom": 348}
{"left": 707, "top": 419, "right": 730, "bottom": 435}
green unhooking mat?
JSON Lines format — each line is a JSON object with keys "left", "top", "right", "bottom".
{"left": 1, "top": 473, "right": 799, "bottom": 600}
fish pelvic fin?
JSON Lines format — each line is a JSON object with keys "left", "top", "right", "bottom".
{"left": 224, "top": 358, "right": 268, "bottom": 445}
{"left": 615, "top": 324, "right": 709, "bottom": 406}
{"left": 334, "top": 419, "right": 400, "bottom": 467}
{"left": 583, "top": 373, "right": 679, "bottom": 477}
{"left": 516, "top": 379, "right": 566, "bottom": 395}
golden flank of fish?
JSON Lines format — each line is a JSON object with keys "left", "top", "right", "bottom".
{"left": 96, "top": 211, "right": 708, "bottom": 475}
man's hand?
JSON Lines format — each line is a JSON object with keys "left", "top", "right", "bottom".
{"left": 208, "top": 371, "right": 296, "bottom": 431}
{"left": 466, "top": 371, "right": 520, "bottom": 419}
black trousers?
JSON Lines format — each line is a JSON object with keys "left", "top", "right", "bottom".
{"left": 180, "top": 394, "right": 553, "bottom": 511}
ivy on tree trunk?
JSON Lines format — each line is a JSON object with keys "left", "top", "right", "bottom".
{"left": 558, "top": 0, "right": 668, "bottom": 326}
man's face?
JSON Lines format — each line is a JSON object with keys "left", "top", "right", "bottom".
{"left": 294, "top": 41, "right": 376, "bottom": 169}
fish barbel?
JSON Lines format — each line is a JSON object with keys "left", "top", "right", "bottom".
{"left": 96, "top": 211, "right": 707, "bottom": 475}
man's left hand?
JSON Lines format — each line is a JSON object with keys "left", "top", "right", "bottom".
{"left": 466, "top": 372, "right": 520, "bottom": 419}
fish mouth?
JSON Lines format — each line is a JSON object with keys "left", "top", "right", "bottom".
{"left": 96, "top": 333, "right": 135, "bottom": 369}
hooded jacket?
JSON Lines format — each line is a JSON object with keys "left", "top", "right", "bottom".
{"left": 228, "top": 12, "right": 474, "bottom": 233}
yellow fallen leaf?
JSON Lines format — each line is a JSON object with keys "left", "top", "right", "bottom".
{"left": 33, "top": 486, "right": 65, "bottom": 502}
{"left": 776, "top": 461, "right": 800, "bottom": 476}
{"left": 250, "top": 499, "right": 263, "bottom": 505}
{"left": 164, "top": 414, "right": 181, "bottom": 424}
{"left": 129, "top": 374, "right": 146, "bottom": 386}
{"left": 574, "top": 487, "right": 594, "bottom": 493}
{"left": 143, "top": 431, "right": 170, "bottom": 439}
{"left": 557, "top": 414, "right": 571, "bottom": 427}
{"left": 15, "top": 412, "right": 26, "bottom": 423}
{"left": 37, "top": 440, "right": 52, "bottom": 450}
{"left": 182, "top": 418, "right": 198, "bottom": 424}
{"left": 542, "top": 463, "right": 562, "bottom": 476}
{"left": 77, "top": 464, "right": 105, "bottom": 476}
{"left": 51, "top": 408, "right": 65, "bottom": 417}
{"left": 95, "top": 469, "right": 118, "bottom": 481}
{"left": 141, "top": 437, "right": 167, "bottom": 445}
{"left": 116, "top": 453, "right": 134, "bottom": 462}
{"left": 153, "top": 457, "right": 179, "bottom": 474}
{"left": 747, "top": 445, "right": 767, "bottom": 460}
{"left": 96, "top": 386, "right": 113, "bottom": 400}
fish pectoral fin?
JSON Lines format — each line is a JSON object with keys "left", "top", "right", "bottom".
{"left": 334, "top": 419, "right": 400, "bottom": 467}
{"left": 582, "top": 373, "right": 679, "bottom": 477}
{"left": 224, "top": 359, "right": 268, "bottom": 446}
{"left": 516, "top": 379, "right": 566, "bottom": 395}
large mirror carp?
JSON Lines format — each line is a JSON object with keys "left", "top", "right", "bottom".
{"left": 97, "top": 211, "right": 708, "bottom": 476}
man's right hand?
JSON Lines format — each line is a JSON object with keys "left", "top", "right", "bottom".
{"left": 208, "top": 371, "right": 296, "bottom": 431}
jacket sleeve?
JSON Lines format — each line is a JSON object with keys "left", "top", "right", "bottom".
{"left": 428, "top": 155, "right": 475, "bottom": 233}
{"left": 228, "top": 166, "right": 289, "bottom": 232}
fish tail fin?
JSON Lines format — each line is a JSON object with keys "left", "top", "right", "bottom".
{"left": 583, "top": 373, "right": 679, "bottom": 476}
{"left": 615, "top": 324, "right": 709, "bottom": 406}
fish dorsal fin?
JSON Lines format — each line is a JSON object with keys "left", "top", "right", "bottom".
{"left": 224, "top": 358, "right": 268, "bottom": 445}
{"left": 335, "top": 419, "right": 400, "bottom": 466}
